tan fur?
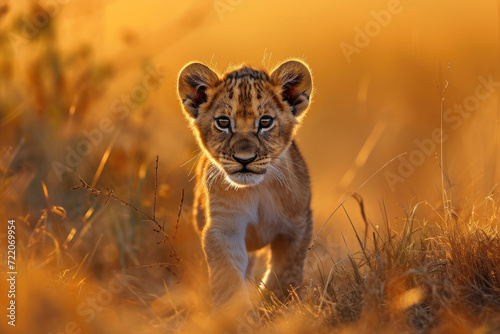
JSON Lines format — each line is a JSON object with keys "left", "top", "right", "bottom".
{"left": 178, "top": 60, "right": 313, "bottom": 308}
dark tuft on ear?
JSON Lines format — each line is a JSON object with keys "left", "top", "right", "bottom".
{"left": 270, "top": 60, "right": 312, "bottom": 117}
{"left": 178, "top": 62, "right": 219, "bottom": 119}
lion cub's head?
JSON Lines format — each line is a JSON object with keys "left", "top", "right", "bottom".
{"left": 178, "top": 60, "right": 312, "bottom": 187}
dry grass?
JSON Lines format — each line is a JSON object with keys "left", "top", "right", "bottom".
{"left": 1, "top": 2, "right": 500, "bottom": 334}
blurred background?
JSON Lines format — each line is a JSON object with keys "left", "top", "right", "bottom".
{"left": 0, "top": 0, "right": 499, "bottom": 332}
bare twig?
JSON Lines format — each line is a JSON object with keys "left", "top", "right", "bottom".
{"left": 128, "top": 263, "right": 179, "bottom": 270}
{"left": 73, "top": 175, "right": 183, "bottom": 273}
{"left": 153, "top": 155, "right": 159, "bottom": 221}
{"left": 173, "top": 189, "right": 184, "bottom": 242}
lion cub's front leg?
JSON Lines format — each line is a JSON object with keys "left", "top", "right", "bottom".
{"left": 262, "top": 213, "right": 313, "bottom": 299}
{"left": 202, "top": 213, "right": 250, "bottom": 308}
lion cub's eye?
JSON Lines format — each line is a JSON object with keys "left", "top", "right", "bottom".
{"left": 215, "top": 116, "right": 231, "bottom": 130}
{"left": 259, "top": 116, "right": 274, "bottom": 129}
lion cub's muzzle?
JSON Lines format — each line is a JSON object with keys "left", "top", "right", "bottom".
{"left": 223, "top": 138, "right": 268, "bottom": 186}
{"left": 230, "top": 153, "right": 266, "bottom": 175}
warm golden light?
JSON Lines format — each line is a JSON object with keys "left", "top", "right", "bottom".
{"left": 0, "top": 1, "right": 499, "bottom": 333}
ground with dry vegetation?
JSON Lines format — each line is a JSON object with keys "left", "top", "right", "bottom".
{"left": 2, "top": 2, "right": 500, "bottom": 334}
{"left": 2, "top": 163, "right": 500, "bottom": 334}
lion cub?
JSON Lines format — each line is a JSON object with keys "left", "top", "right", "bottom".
{"left": 177, "top": 60, "right": 313, "bottom": 308}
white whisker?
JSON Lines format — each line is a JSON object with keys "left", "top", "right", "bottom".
{"left": 276, "top": 157, "right": 299, "bottom": 183}
{"left": 274, "top": 164, "right": 291, "bottom": 190}
{"left": 206, "top": 165, "right": 222, "bottom": 193}
{"left": 267, "top": 165, "right": 281, "bottom": 187}
{"left": 277, "top": 155, "right": 303, "bottom": 168}
{"left": 189, "top": 167, "right": 203, "bottom": 182}
{"left": 268, "top": 163, "right": 291, "bottom": 190}
{"left": 180, "top": 149, "right": 202, "bottom": 168}
{"left": 188, "top": 153, "right": 203, "bottom": 176}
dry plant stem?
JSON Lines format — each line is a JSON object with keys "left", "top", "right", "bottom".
{"left": 73, "top": 177, "right": 183, "bottom": 270}
{"left": 173, "top": 188, "right": 184, "bottom": 242}
{"left": 153, "top": 155, "right": 159, "bottom": 221}
{"left": 352, "top": 193, "right": 369, "bottom": 247}
{"left": 309, "top": 152, "right": 407, "bottom": 251}
{"left": 440, "top": 65, "right": 450, "bottom": 219}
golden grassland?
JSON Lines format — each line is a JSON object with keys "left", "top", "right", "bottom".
{"left": 1, "top": 1, "right": 500, "bottom": 333}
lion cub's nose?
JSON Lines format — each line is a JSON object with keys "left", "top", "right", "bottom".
{"left": 233, "top": 154, "right": 257, "bottom": 166}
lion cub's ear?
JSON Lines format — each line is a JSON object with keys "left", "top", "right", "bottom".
{"left": 270, "top": 60, "right": 312, "bottom": 118}
{"left": 178, "top": 62, "right": 219, "bottom": 119}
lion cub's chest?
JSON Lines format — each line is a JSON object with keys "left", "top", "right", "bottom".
{"left": 243, "top": 187, "right": 296, "bottom": 251}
